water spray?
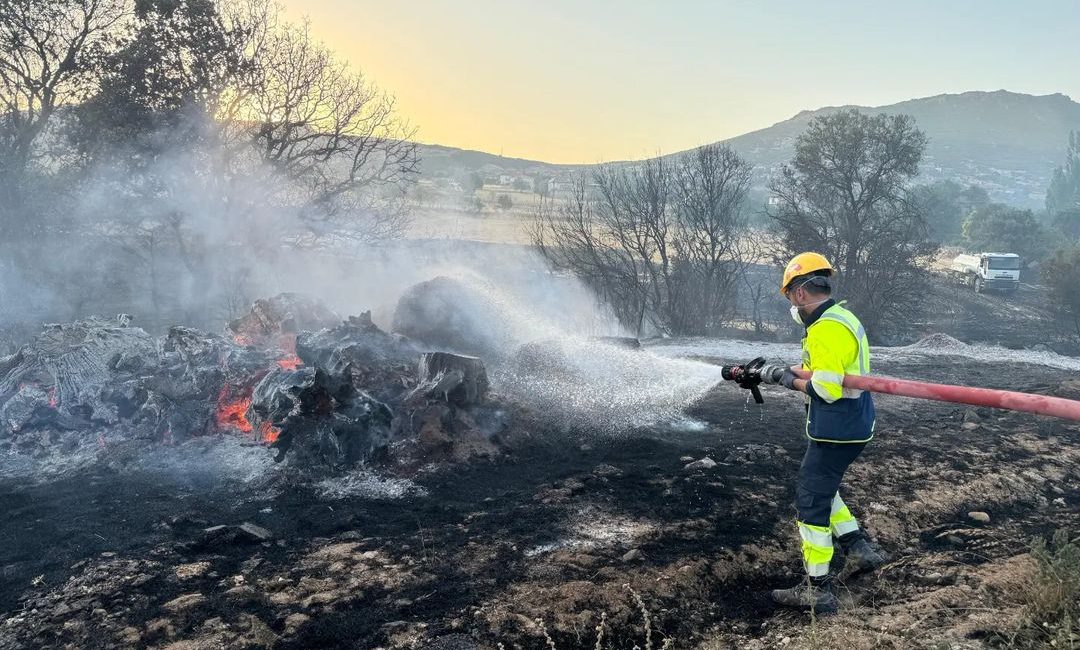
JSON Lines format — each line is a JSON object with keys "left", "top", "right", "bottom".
{"left": 720, "top": 357, "right": 1080, "bottom": 422}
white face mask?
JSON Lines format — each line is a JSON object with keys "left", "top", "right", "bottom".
{"left": 789, "top": 297, "right": 829, "bottom": 325}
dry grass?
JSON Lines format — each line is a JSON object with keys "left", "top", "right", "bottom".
{"left": 517, "top": 584, "right": 675, "bottom": 650}
{"left": 1005, "top": 529, "right": 1080, "bottom": 649}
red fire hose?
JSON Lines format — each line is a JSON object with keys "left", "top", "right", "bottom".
{"left": 791, "top": 368, "right": 1080, "bottom": 422}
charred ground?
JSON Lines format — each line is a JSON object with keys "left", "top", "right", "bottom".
{"left": 0, "top": 341, "right": 1076, "bottom": 649}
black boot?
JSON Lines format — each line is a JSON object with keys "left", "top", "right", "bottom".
{"left": 838, "top": 532, "right": 885, "bottom": 574}
{"left": 770, "top": 576, "right": 838, "bottom": 615}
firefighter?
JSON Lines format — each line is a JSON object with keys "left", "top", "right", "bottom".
{"left": 764, "top": 252, "right": 885, "bottom": 614}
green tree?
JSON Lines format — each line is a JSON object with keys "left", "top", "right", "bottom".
{"left": 75, "top": 0, "right": 247, "bottom": 155}
{"left": 1047, "top": 131, "right": 1080, "bottom": 223}
{"left": 1043, "top": 246, "right": 1080, "bottom": 341}
{"left": 495, "top": 193, "right": 513, "bottom": 210}
{"left": 959, "top": 184, "right": 991, "bottom": 212}
{"left": 766, "top": 109, "right": 934, "bottom": 337}
{"left": 961, "top": 204, "right": 1046, "bottom": 264}
{"left": 1052, "top": 208, "right": 1080, "bottom": 240}
{"left": 911, "top": 180, "right": 991, "bottom": 243}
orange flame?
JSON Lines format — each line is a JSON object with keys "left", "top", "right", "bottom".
{"left": 275, "top": 334, "right": 303, "bottom": 370}
{"left": 215, "top": 386, "right": 253, "bottom": 433}
{"left": 259, "top": 421, "right": 281, "bottom": 444}
{"left": 277, "top": 355, "right": 303, "bottom": 370}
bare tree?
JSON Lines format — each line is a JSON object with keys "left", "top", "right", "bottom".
{"left": 669, "top": 143, "right": 751, "bottom": 333}
{"left": 766, "top": 109, "right": 936, "bottom": 338}
{"left": 531, "top": 177, "right": 651, "bottom": 333}
{"left": 231, "top": 11, "right": 420, "bottom": 245}
{"left": 735, "top": 229, "right": 787, "bottom": 337}
{"left": 0, "top": 0, "right": 130, "bottom": 233}
{"left": 532, "top": 144, "right": 750, "bottom": 336}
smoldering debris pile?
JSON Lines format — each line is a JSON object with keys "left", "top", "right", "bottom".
{"left": 0, "top": 315, "right": 275, "bottom": 448}
{"left": 0, "top": 293, "right": 504, "bottom": 474}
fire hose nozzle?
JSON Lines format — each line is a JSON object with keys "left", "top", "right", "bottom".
{"left": 720, "top": 357, "right": 770, "bottom": 404}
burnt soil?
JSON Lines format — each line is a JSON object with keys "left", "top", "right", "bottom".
{"left": 0, "top": 353, "right": 1078, "bottom": 650}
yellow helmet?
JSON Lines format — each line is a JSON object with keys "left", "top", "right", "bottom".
{"left": 780, "top": 252, "right": 834, "bottom": 295}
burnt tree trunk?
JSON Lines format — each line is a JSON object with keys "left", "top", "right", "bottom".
{"left": 415, "top": 352, "right": 489, "bottom": 406}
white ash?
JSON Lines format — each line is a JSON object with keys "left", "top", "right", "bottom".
{"left": 315, "top": 469, "right": 428, "bottom": 500}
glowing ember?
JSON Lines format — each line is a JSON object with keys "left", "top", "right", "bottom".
{"left": 277, "top": 355, "right": 303, "bottom": 370}
{"left": 47, "top": 387, "right": 57, "bottom": 409}
{"left": 275, "top": 334, "right": 303, "bottom": 370}
{"left": 233, "top": 334, "right": 254, "bottom": 346}
{"left": 259, "top": 421, "right": 281, "bottom": 444}
{"left": 215, "top": 386, "right": 253, "bottom": 433}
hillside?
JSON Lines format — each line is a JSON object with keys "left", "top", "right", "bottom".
{"left": 417, "top": 90, "right": 1080, "bottom": 207}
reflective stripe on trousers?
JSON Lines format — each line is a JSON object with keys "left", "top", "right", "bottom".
{"left": 798, "top": 493, "right": 861, "bottom": 576}
{"left": 798, "top": 521, "right": 832, "bottom": 577}
{"left": 830, "top": 494, "right": 860, "bottom": 537}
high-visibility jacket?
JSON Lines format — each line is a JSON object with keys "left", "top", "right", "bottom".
{"left": 801, "top": 300, "right": 875, "bottom": 443}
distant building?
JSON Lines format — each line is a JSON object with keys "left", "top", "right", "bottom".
{"left": 548, "top": 176, "right": 574, "bottom": 194}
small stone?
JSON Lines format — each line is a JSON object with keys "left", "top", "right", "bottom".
{"left": 225, "top": 585, "right": 266, "bottom": 606}
{"left": 679, "top": 456, "right": 694, "bottom": 462}
{"left": 1052, "top": 497, "right": 1066, "bottom": 507}
{"left": 162, "top": 593, "right": 207, "bottom": 614}
{"left": 174, "top": 562, "right": 211, "bottom": 580}
{"left": 961, "top": 422, "right": 979, "bottom": 431}
{"left": 962, "top": 409, "right": 981, "bottom": 424}
{"left": 684, "top": 457, "right": 717, "bottom": 471}
{"left": 238, "top": 522, "right": 272, "bottom": 541}
{"left": 622, "top": 549, "right": 643, "bottom": 562}
{"left": 967, "top": 511, "right": 991, "bottom": 524}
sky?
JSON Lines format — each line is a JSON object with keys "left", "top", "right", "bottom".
{"left": 281, "top": 1, "right": 1080, "bottom": 164}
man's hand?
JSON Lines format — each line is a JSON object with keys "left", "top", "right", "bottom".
{"left": 760, "top": 365, "right": 785, "bottom": 385}
{"left": 780, "top": 368, "right": 799, "bottom": 390}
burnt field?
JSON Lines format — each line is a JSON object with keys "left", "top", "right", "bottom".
{"left": 0, "top": 286, "right": 1077, "bottom": 650}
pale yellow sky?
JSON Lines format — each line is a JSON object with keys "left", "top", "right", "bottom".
{"left": 281, "top": 1, "right": 1080, "bottom": 164}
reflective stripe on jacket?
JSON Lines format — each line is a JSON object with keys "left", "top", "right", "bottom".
{"left": 801, "top": 301, "right": 876, "bottom": 443}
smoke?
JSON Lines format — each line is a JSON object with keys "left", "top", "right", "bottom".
{"left": 0, "top": 109, "right": 731, "bottom": 434}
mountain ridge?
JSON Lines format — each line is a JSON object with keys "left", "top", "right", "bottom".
{"left": 415, "top": 90, "right": 1080, "bottom": 207}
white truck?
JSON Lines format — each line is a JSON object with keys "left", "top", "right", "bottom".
{"left": 950, "top": 252, "right": 1021, "bottom": 293}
